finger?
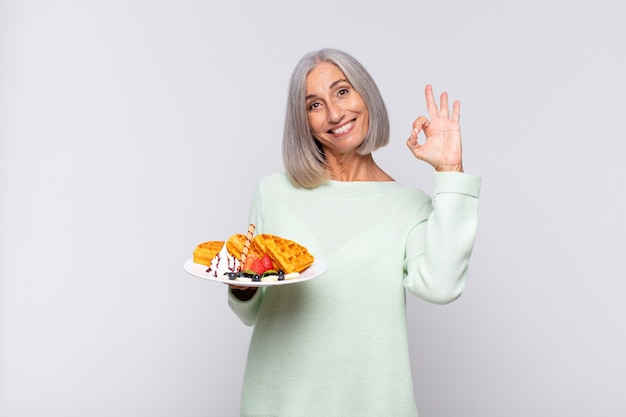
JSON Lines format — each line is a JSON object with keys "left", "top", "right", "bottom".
{"left": 407, "top": 131, "right": 424, "bottom": 154}
{"left": 407, "top": 129, "right": 425, "bottom": 160}
{"left": 406, "top": 128, "right": 419, "bottom": 148}
{"left": 424, "top": 84, "right": 439, "bottom": 118}
{"left": 439, "top": 91, "right": 449, "bottom": 118}
{"left": 407, "top": 116, "right": 429, "bottom": 149}
{"left": 412, "top": 115, "right": 429, "bottom": 131}
{"left": 451, "top": 100, "right": 461, "bottom": 123}
{"left": 409, "top": 116, "right": 430, "bottom": 142}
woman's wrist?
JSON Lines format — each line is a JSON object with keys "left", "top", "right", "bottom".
{"left": 435, "top": 162, "right": 464, "bottom": 173}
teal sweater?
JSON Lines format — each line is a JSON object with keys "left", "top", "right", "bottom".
{"left": 228, "top": 172, "right": 481, "bottom": 417}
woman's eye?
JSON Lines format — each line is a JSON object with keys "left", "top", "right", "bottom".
{"left": 338, "top": 88, "right": 349, "bottom": 96}
{"left": 308, "top": 102, "right": 320, "bottom": 111}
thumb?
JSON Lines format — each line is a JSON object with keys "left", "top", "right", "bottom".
{"left": 406, "top": 127, "right": 419, "bottom": 148}
{"left": 406, "top": 128, "right": 427, "bottom": 161}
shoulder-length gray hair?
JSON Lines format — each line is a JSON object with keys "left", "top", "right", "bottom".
{"left": 283, "top": 48, "right": 390, "bottom": 189}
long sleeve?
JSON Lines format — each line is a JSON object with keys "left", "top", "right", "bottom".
{"left": 227, "top": 287, "right": 265, "bottom": 326}
{"left": 228, "top": 172, "right": 481, "bottom": 415}
{"left": 403, "top": 172, "right": 481, "bottom": 304}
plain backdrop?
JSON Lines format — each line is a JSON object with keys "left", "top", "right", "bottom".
{"left": 1, "top": 0, "right": 625, "bottom": 416}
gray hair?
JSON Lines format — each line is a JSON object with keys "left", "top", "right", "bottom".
{"left": 282, "top": 48, "right": 390, "bottom": 189}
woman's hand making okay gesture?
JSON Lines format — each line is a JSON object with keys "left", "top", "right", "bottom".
{"left": 407, "top": 84, "right": 464, "bottom": 172}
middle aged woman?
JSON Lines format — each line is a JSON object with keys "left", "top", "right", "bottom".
{"left": 227, "top": 48, "right": 481, "bottom": 417}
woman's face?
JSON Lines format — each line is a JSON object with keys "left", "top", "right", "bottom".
{"left": 305, "top": 62, "right": 369, "bottom": 156}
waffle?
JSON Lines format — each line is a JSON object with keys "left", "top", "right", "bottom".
{"left": 252, "top": 234, "right": 314, "bottom": 273}
{"left": 193, "top": 241, "right": 225, "bottom": 266}
{"left": 224, "top": 230, "right": 315, "bottom": 274}
{"left": 225, "top": 233, "right": 247, "bottom": 259}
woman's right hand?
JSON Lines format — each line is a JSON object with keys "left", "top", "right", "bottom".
{"left": 229, "top": 285, "right": 257, "bottom": 301}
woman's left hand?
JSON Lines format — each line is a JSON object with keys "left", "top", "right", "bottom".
{"left": 406, "top": 84, "right": 464, "bottom": 172}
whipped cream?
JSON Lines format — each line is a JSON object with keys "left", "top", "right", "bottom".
{"left": 206, "top": 243, "right": 241, "bottom": 278}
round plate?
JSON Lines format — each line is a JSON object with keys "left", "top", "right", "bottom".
{"left": 183, "top": 259, "right": 326, "bottom": 287}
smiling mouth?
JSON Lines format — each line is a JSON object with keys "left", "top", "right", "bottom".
{"left": 330, "top": 120, "right": 355, "bottom": 135}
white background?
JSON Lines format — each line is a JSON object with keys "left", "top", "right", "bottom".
{"left": 1, "top": 0, "right": 625, "bottom": 416}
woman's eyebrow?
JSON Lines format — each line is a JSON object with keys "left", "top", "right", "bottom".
{"left": 306, "top": 79, "right": 349, "bottom": 101}
{"left": 329, "top": 78, "right": 348, "bottom": 89}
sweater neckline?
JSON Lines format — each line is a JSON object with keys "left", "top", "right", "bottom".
{"left": 311, "top": 179, "right": 403, "bottom": 199}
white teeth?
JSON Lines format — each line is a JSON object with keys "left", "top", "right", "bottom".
{"left": 332, "top": 121, "right": 354, "bottom": 134}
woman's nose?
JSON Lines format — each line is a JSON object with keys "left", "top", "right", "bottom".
{"left": 326, "top": 102, "right": 344, "bottom": 124}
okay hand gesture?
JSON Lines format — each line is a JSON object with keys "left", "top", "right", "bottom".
{"left": 406, "top": 84, "right": 464, "bottom": 172}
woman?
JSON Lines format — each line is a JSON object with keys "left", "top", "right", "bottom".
{"left": 228, "top": 48, "right": 480, "bottom": 416}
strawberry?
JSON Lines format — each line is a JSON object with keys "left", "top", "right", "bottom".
{"left": 260, "top": 253, "right": 274, "bottom": 271}
{"left": 250, "top": 257, "right": 265, "bottom": 275}
{"left": 242, "top": 253, "right": 259, "bottom": 272}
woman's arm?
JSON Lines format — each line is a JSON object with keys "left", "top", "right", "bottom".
{"left": 403, "top": 172, "right": 481, "bottom": 303}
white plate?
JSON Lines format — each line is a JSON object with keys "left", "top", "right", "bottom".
{"left": 183, "top": 259, "right": 327, "bottom": 287}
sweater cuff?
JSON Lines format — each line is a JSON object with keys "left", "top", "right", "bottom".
{"left": 434, "top": 172, "right": 481, "bottom": 197}
{"left": 227, "top": 286, "right": 263, "bottom": 326}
